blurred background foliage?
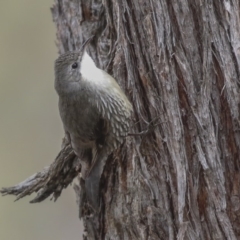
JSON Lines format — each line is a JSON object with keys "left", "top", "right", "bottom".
{"left": 0, "top": 1, "right": 82, "bottom": 239}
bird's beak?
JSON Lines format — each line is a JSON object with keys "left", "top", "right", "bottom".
{"left": 81, "top": 36, "right": 94, "bottom": 52}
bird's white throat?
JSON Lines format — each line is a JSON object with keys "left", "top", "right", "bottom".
{"left": 80, "top": 52, "right": 103, "bottom": 84}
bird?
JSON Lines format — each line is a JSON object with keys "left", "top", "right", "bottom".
{"left": 54, "top": 39, "right": 133, "bottom": 210}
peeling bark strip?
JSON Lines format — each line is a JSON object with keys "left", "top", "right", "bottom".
{"left": 1, "top": 143, "right": 79, "bottom": 203}
{"left": 1, "top": 0, "right": 240, "bottom": 239}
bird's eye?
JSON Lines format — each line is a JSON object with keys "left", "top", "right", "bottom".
{"left": 71, "top": 62, "right": 78, "bottom": 69}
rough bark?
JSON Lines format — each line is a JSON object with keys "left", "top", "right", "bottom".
{"left": 2, "top": 0, "right": 240, "bottom": 239}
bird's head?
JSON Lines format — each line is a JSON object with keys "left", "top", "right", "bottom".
{"left": 54, "top": 38, "right": 93, "bottom": 95}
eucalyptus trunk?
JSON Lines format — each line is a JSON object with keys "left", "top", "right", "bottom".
{"left": 51, "top": 0, "right": 240, "bottom": 239}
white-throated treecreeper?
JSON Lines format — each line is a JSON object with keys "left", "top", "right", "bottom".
{"left": 54, "top": 39, "right": 132, "bottom": 209}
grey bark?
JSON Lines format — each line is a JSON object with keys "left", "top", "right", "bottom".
{"left": 2, "top": 0, "right": 240, "bottom": 239}
{"left": 51, "top": 0, "right": 240, "bottom": 239}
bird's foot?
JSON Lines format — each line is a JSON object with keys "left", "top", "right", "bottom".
{"left": 128, "top": 116, "right": 164, "bottom": 136}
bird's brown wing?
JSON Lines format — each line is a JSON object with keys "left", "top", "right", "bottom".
{"left": 95, "top": 117, "right": 110, "bottom": 149}
{"left": 84, "top": 117, "right": 110, "bottom": 209}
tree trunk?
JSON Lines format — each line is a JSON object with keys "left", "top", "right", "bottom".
{"left": 54, "top": 0, "right": 240, "bottom": 239}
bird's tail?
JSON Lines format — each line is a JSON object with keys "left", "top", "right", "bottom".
{"left": 85, "top": 153, "right": 108, "bottom": 211}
